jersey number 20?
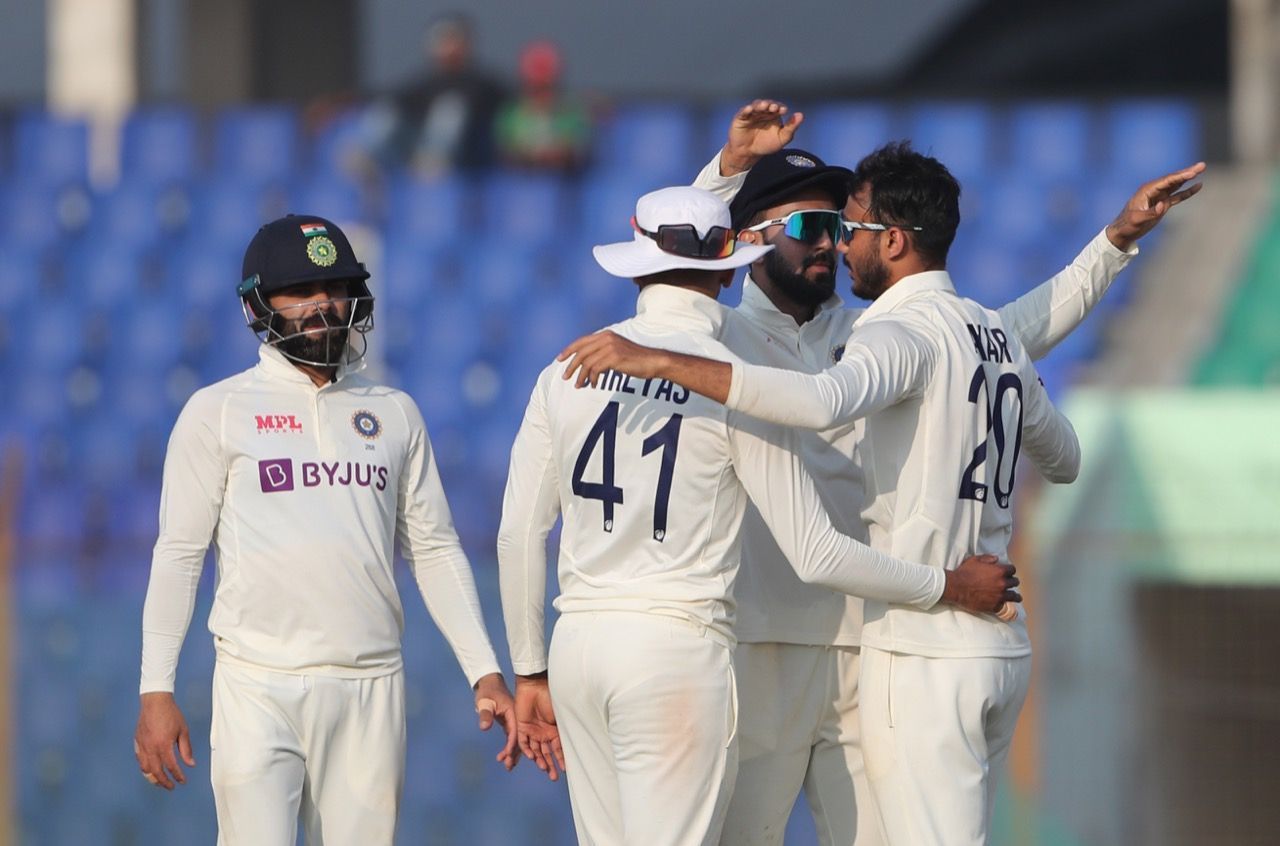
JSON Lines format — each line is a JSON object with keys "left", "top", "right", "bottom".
{"left": 958, "top": 366, "right": 1024, "bottom": 508}
{"left": 571, "top": 401, "right": 683, "bottom": 541}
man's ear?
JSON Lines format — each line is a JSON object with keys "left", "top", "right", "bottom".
{"left": 884, "top": 227, "right": 911, "bottom": 261}
{"left": 738, "top": 229, "right": 763, "bottom": 246}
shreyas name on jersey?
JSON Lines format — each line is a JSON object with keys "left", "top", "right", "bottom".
{"left": 591, "top": 369, "right": 690, "bottom": 405}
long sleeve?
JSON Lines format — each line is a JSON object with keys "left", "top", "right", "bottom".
{"left": 727, "top": 320, "right": 938, "bottom": 430}
{"left": 140, "top": 390, "right": 227, "bottom": 694}
{"left": 996, "top": 228, "right": 1136, "bottom": 360}
{"left": 727, "top": 413, "right": 945, "bottom": 608}
{"left": 1019, "top": 365, "right": 1081, "bottom": 483}
{"left": 496, "top": 370, "right": 562, "bottom": 675}
{"left": 692, "top": 151, "right": 748, "bottom": 204}
{"left": 394, "top": 395, "right": 501, "bottom": 687}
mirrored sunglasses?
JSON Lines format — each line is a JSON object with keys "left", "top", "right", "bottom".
{"left": 632, "top": 216, "right": 737, "bottom": 259}
{"left": 744, "top": 209, "right": 844, "bottom": 245}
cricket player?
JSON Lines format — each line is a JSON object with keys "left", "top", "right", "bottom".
{"left": 133, "top": 214, "right": 519, "bottom": 845}
{"left": 558, "top": 143, "right": 1203, "bottom": 845}
{"left": 674, "top": 100, "right": 1205, "bottom": 845}
{"left": 497, "top": 186, "right": 1020, "bottom": 846}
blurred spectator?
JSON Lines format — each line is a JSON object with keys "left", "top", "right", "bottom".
{"left": 359, "top": 13, "right": 507, "bottom": 176}
{"left": 494, "top": 41, "right": 591, "bottom": 172}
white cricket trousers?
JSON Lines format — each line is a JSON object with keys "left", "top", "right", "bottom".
{"left": 210, "top": 660, "right": 406, "bottom": 846}
{"left": 721, "top": 643, "right": 882, "bottom": 846}
{"left": 549, "top": 611, "right": 739, "bottom": 846}
{"left": 859, "top": 648, "right": 1031, "bottom": 846}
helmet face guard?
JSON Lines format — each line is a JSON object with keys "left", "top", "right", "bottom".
{"left": 238, "top": 215, "right": 376, "bottom": 369}
{"left": 240, "top": 276, "right": 376, "bottom": 368}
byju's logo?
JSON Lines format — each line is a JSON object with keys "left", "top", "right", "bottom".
{"left": 258, "top": 459, "right": 295, "bottom": 493}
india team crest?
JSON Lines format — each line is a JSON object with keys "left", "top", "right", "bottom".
{"left": 352, "top": 410, "right": 382, "bottom": 440}
{"left": 306, "top": 236, "right": 338, "bottom": 267}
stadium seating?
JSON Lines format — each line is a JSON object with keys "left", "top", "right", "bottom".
{"left": 0, "top": 97, "right": 1202, "bottom": 845}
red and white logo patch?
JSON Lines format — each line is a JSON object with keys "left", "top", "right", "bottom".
{"left": 255, "top": 414, "right": 304, "bottom": 434}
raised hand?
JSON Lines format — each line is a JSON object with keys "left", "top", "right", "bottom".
{"left": 941, "top": 554, "right": 1022, "bottom": 615}
{"left": 721, "top": 99, "right": 804, "bottom": 176}
{"left": 1105, "top": 162, "right": 1206, "bottom": 251}
{"left": 514, "top": 675, "right": 565, "bottom": 782}
{"left": 135, "top": 692, "right": 195, "bottom": 790}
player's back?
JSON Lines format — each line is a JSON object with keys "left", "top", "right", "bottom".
{"left": 536, "top": 288, "right": 753, "bottom": 640}
{"left": 858, "top": 281, "right": 1070, "bottom": 658}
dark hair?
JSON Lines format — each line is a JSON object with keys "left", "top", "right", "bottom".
{"left": 849, "top": 141, "right": 960, "bottom": 266}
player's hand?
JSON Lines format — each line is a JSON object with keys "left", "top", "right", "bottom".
{"left": 558, "top": 330, "right": 667, "bottom": 389}
{"left": 941, "top": 554, "right": 1021, "bottom": 615}
{"left": 515, "top": 674, "right": 565, "bottom": 782}
{"left": 721, "top": 100, "right": 804, "bottom": 176}
{"left": 474, "top": 673, "right": 521, "bottom": 771}
{"left": 134, "top": 692, "right": 195, "bottom": 790}
{"left": 1104, "top": 162, "right": 1205, "bottom": 252}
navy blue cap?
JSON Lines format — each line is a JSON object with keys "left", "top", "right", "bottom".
{"left": 729, "top": 149, "right": 853, "bottom": 230}
{"left": 239, "top": 214, "right": 369, "bottom": 298}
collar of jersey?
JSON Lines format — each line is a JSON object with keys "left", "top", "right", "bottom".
{"left": 256, "top": 343, "right": 366, "bottom": 387}
{"left": 737, "top": 273, "right": 844, "bottom": 336}
{"left": 852, "top": 270, "right": 955, "bottom": 328}
{"left": 634, "top": 283, "right": 727, "bottom": 338}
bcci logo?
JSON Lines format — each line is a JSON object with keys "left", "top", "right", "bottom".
{"left": 306, "top": 236, "right": 338, "bottom": 268}
{"left": 352, "top": 410, "right": 382, "bottom": 440}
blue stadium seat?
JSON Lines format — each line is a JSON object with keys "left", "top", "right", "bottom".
{"left": 482, "top": 172, "right": 566, "bottom": 248}
{"left": 1008, "top": 101, "right": 1093, "bottom": 178}
{"left": 14, "top": 111, "right": 89, "bottom": 186}
{"left": 76, "top": 415, "right": 140, "bottom": 486}
{"left": 64, "top": 242, "right": 148, "bottom": 309}
{"left": 0, "top": 246, "right": 44, "bottom": 311}
{"left": 15, "top": 299, "right": 86, "bottom": 376}
{"left": 213, "top": 106, "right": 301, "bottom": 186}
{"left": 163, "top": 237, "right": 241, "bottom": 308}
{"left": 970, "top": 174, "right": 1085, "bottom": 247}
{"left": 88, "top": 182, "right": 178, "bottom": 250}
{"left": 595, "top": 104, "right": 698, "bottom": 183}
{"left": 578, "top": 173, "right": 658, "bottom": 247}
{"left": 384, "top": 174, "right": 470, "bottom": 248}
{"left": 286, "top": 176, "right": 368, "bottom": 227}
{"left": 18, "top": 483, "right": 87, "bottom": 547}
{"left": 121, "top": 107, "right": 200, "bottom": 185}
{"left": 1105, "top": 99, "right": 1200, "bottom": 180}
{"left": 805, "top": 102, "right": 894, "bottom": 171}
{"left": 906, "top": 102, "right": 993, "bottom": 180}
{"left": 701, "top": 99, "right": 748, "bottom": 162}
{"left": 0, "top": 181, "right": 86, "bottom": 250}
{"left": 309, "top": 107, "right": 369, "bottom": 172}
{"left": 186, "top": 178, "right": 277, "bottom": 252}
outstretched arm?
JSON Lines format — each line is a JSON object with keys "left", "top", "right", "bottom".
{"left": 999, "top": 163, "right": 1205, "bottom": 360}
{"left": 559, "top": 321, "right": 936, "bottom": 431}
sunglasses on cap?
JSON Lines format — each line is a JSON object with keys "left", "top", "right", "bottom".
{"left": 632, "top": 216, "right": 737, "bottom": 259}
{"left": 743, "top": 209, "right": 844, "bottom": 245}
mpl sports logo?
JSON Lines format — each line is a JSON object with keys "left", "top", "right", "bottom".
{"left": 258, "top": 458, "right": 389, "bottom": 493}
{"left": 255, "top": 414, "right": 304, "bottom": 434}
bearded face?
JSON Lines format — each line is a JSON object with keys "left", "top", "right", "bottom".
{"left": 272, "top": 305, "right": 352, "bottom": 366}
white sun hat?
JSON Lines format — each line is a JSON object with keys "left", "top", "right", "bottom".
{"left": 592, "top": 186, "right": 773, "bottom": 278}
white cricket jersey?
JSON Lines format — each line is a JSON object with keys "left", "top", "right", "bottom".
{"left": 695, "top": 151, "right": 1133, "bottom": 647}
{"left": 140, "top": 345, "right": 501, "bottom": 693}
{"left": 726, "top": 272, "right": 1081, "bottom": 658}
{"left": 497, "top": 284, "right": 947, "bottom": 676}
